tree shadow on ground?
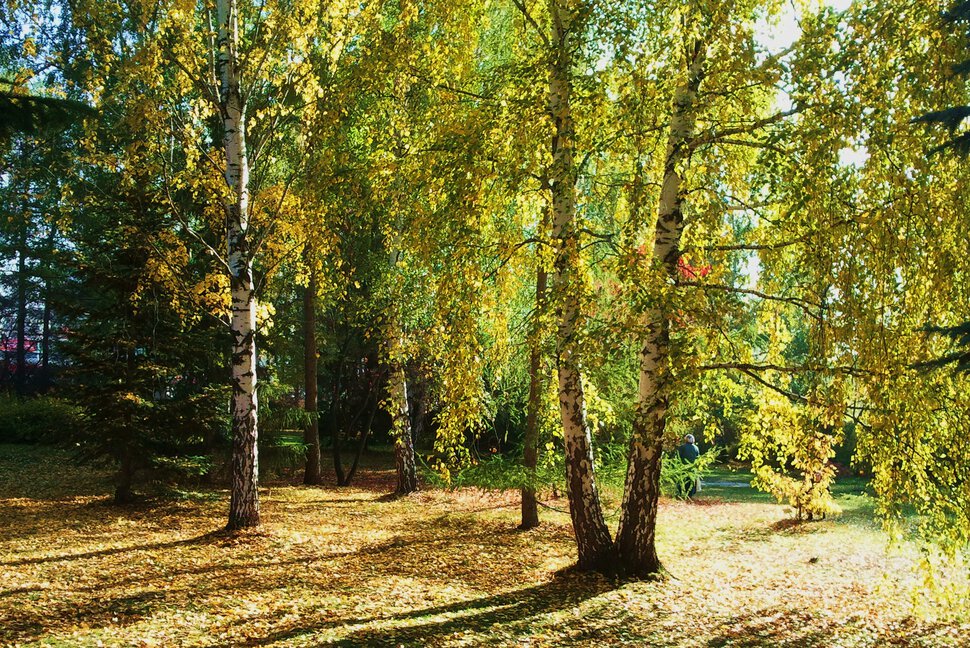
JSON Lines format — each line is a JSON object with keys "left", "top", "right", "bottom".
{"left": 236, "top": 571, "right": 613, "bottom": 647}
{"left": 0, "top": 530, "right": 220, "bottom": 566}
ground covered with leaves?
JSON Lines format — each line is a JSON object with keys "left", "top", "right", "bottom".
{"left": 2, "top": 445, "right": 968, "bottom": 647}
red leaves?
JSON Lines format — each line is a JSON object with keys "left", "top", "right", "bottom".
{"left": 677, "top": 256, "right": 711, "bottom": 280}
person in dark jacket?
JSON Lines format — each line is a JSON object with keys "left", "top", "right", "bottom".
{"left": 677, "top": 434, "right": 700, "bottom": 497}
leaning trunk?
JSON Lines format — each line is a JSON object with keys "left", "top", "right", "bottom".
{"left": 344, "top": 395, "right": 378, "bottom": 486}
{"left": 303, "top": 264, "right": 321, "bottom": 485}
{"left": 614, "top": 38, "right": 706, "bottom": 577}
{"left": 220, "top": 0, "right": 260, "bottom": 530}
{"left": 548, "top": 0, "right": 614, "bottom": 570}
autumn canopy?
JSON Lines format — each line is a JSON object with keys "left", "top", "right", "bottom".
{"left": 2, "top": 0, "right": 970, "bottom": 608}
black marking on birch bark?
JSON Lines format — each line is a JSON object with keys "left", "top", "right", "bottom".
{"left": 614, "top": 33, "right": 708, "bottom": 578}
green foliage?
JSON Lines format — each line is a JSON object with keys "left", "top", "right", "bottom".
{"left": 0, "top": 394, "right": 82, "bottom": 443}
{"left": 422, "top": 444, "right": 719, "bottom": 500}
{"left": 419, "top": 452, "right": 561, "bottom": 492}
{"left": 56, "top": 138, "right": 230, "bottom": 496}
{"left": 260, "top": 433, "right": 310, "bottom": 478}
{"left": 741, "top": 392, "right": 842, "bottom": 521}
{"left": 660, "top": 448, "right": 721, "bottom": 500}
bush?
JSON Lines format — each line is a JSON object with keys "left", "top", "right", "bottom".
{"left": 660, "top": 447, "right": 720, "bottom": 498}
{"left": 0, "top": 394, "right": 83, "bottom": 443}
{"left": 740, "top": 392, "right": 842, "bottom": 521}
{"left": 420, "top": 444, "right": 720, "bottom": 500}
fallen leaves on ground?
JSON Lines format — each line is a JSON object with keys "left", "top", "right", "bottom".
{"left": 0, "top": 445, "right": 967, "bottom": 647}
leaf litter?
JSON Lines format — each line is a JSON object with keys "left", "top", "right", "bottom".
{"left": 1, "top": 445, "right": 968, "bottom": 647}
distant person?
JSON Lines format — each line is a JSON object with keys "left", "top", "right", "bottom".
{"left": 677, "top": 434, "right": 700, "bottom": 497}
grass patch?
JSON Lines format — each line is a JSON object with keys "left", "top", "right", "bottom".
{"left": 1, "top": 444, "right": 968, "bottom": 646}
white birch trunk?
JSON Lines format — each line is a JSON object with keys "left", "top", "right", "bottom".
{"left": 389, "top": 357, "right": 417, "bottom": 494}
{"left": 548, "top": 0, "right": 614, "bottom": 571}
{"left": 219, "top": 0, "right": 260, "bottom": 530}
{"left": 385, "top": 247, "right": 417, "bottom": 495}
{"left": 614, "top": 39, "right": 707, "bottom": 576}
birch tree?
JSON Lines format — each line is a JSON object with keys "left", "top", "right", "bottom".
{"left": 67, "top": 0, "right": 365, "bottom": 528}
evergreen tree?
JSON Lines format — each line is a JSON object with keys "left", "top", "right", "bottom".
{"left": 59, "top": 179, "right": 228, "bottom": 504}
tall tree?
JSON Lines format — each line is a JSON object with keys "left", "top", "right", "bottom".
{"left": 542, "top": 0, "right": 614, "bottom": 570}
{"left": 65, "top": 0, "right": 369, "bottom": 527}
{"left": 213, "top": 0, "right": 261, "bottom": 529}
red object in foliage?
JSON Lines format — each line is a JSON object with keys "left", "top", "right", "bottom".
{"left": 677, "top": 256, "right": 711, "bottom": 280}
{"left": 0, "top": 339, "right": 37, "bottom": 353}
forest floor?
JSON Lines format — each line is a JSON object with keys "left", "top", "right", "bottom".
{"left": 2, "top": 444, "right": 969, "bottom": 647}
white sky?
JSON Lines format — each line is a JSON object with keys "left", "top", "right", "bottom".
{"left": 757, "top": 0, "right": 854, "bottom": 53}
{"left": 756, "top": 0, "right": 868, "bottom": 168}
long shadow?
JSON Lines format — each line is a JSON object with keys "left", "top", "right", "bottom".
{"left": 0, "top": 585, "right": 45, "bottom": 598}
{"left": 238, "top": 572, "right": 613, "bottom": 647}
{"left": 277, "top": 496, "right": 382, "bottom": 505}
{"left": 2, "top": 531, "right": 463, "bottom": 604}
{"left": 60, "top": 538, "right": 416, "bottom": 596}
{"left": 0, "top": 587, "right": 175, "bottom": 643}
{"left": 0, "top": 494, "right": 222, "bottom": 544}
{"left": 0, "top": 530, "right": 220, "bottom": 566}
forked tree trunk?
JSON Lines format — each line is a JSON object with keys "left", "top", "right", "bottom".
{"left": 303, "top": 263, "right": 321, "bottom": 485}
{"left": 219, "top": 0, "right": 260, "bottom": 530}
{"left": 330, "top": 346, "right": 348, "bottom": 484}
{"left": 343, "top": 395, "right": 378, "bottom": 486}
{"left": 408, "top": 366, "right": 428, "bottom": 447}
{"left": 614, "top": 38, "right": 707, "bottom": 578}
{"left": 520, "top": 264, "right": 547, "bottom": 530}
{"left": 547, "top": 0, "right": 614, "bottom": 571}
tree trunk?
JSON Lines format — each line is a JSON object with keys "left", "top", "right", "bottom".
{"left": 330, "top": 338, "right": 350, "bottom": 484}
{"left": 408, "top": 366, "right": 428, "bottom": 448}
{"left": 389, "top": 359, "right": 417, "bottom": 495}
{"left": 336, "top": 389, "right": 373, "bottom": 485}
{"left": 547, "top": 0, "right": 614, "bottom": 571}
{"left": 114, "top": 446, "right": 135, "bottom": 505}
{"left": 40, "top": 269, "right": 51, "bottom": 393}
{"left": 614, "top": 38, "right": 706, "bottom": 578}
{"left": 39, "top": 210, "right": 56, "bottom": 393}
{"left": 219, "top": 0, "right": 260, "bottom": 530}
{"left": 520, "top": 264, "right": 547, "bottom": 530}
{"left": 15, "top": 225, "right": 28, "bottom": 396}
{"left": 344, "top": 395, "right": 378, "bottom": 486}
{"left": 40, "top": 284, "right": 50, "bottom": 392}
{"left": 303, "top": 263, "right": 321, "bottom": 485}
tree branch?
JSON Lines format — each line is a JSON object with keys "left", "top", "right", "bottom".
{"left": 510, "top": 0, "right": 550, "bottom": 48}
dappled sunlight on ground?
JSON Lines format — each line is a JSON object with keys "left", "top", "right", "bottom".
{"left": 1, "top": 445, "right": 968, "bottom": 646}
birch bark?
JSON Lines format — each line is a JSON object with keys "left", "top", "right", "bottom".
{"left": 548, "top": 0, "right": 614, "bottom": 570}
{"left": 218, "top": 0, "right": 260, "bottom": 530}
{"left": 614, "top": 39, "right": 707, "bottom": 577}
{"left": 389, "top": 358, "right": 418, "bottom": 494}
{"left": 386, "top": 246, "right": 417, "bottom": 495}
